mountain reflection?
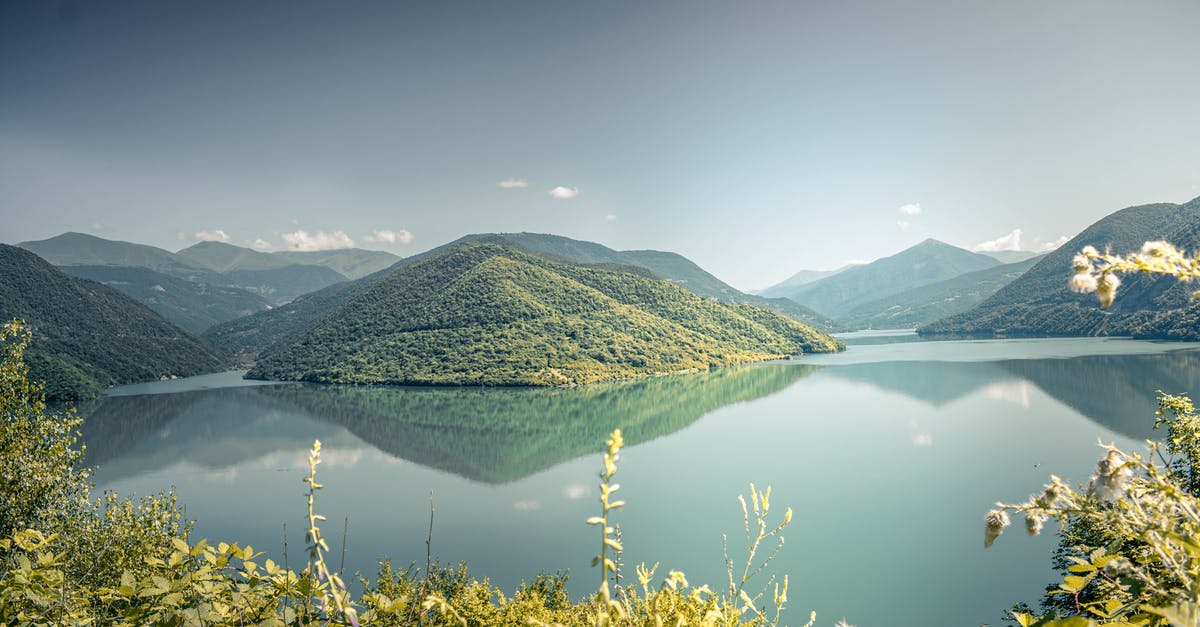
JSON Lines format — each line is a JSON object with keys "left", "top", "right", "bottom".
{"left": 820, "top": 349, "right": 1200, "bottom": 440}
{"left": 81, "top": 364, "right": 815, "bottom": 485}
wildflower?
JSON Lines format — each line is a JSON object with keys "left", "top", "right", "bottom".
{"left": 1141, "top": 240, "right": 1171, "bottom": 257}
{"left": 1024, "top": 512, "right": 1046, "bottom": 536}
{"left": 1071, "top": 254, "right": 1092, "bottom": 273}
{"left": 1081, "top": 245, "right": 1099, "bottom": 256}
{"left": 1069, "top": 272, "right": 1098, "bottom": 294}
{"left": 1088, "top": 450, "right": 1132, "bottom": 502}
{"left": 984, "top": 509, "right": 1010, "bottom": 548}
{"left": 1097, "top": 273, "right": 1121, "bottom": 308}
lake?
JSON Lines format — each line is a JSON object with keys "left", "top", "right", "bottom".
{"left": 81, "top": 334, "right": 1200, "bottom": 626}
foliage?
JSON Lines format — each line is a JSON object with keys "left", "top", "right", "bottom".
{"left": 0, "top": 245, "right": 227, "bottom": 400}
{"left": 247, "top": 243, "right": 842, "bottom": 387}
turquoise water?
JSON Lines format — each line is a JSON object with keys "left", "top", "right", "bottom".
{"left": 82, "top": 336, "right": 1200, "bottom": 626}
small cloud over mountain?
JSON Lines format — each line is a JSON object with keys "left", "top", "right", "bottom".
{"left": 249, "top": 238, "right": 274, "bottom": 251}
{"left": 499, "top": 178, "right": 529, "bottom": 189}
{"left": 897, "top": 220, "right": 910, "bottom": 231}
{"left": 973, "top": 228, "right": 1023, "bottom": 252}
{"left": 195, "top": 229, "right": 233, "bottom": 243}
{"left": 606, "top": 214, "right": 617, "bottom": 221}
{"left": 364, "top": 229, "right": 414, "bottom": 245}
{"left": 1039, "top": 235, "right": 1070, "bottom": 252}
{"left": 281, "top": 229, "right": 354, "bottom": 251}
{"left": 549, "top": 186, "right": 579, "bottom": 199}
{"left": 899, "top": 203, "right": 922, "bottom": 216}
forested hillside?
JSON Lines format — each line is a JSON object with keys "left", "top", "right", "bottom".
{"left": 248, "top": 243, "right": 842, "bottom": 386}
{"left": 0, "top": 245, "right": 226, "bottom": 400}
{"left": 920, "top": 198, "right": 1200, "bottom": 339}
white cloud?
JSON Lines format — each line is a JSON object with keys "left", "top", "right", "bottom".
{"left": 606, "top": 214, "right": 617, "bottom": 222}
{"left": 291, "top": 217, "right": 301, "bottom": 226}
{"left": 364, "top": 229, "right": 414, "bottom": 245}
{"left": 897, "top": 220, "right": 910, "bottom": 231}
{"left": 1039, "top": 235, "right": 1070, "bottom": 252}
{"left": 899, "top": 203, "right": 922, "bottom": 216}
{"left": 499, "top": 178, "right": 529, "bottom": 189}
{"left": 91, "top": 223, "right": 106, "bottom": 232}
{"left": 249, "top": 238, "right": 274, "bottom": 251}
{"left": 281, "top": 229, "right": 355, "bottom": 251}
{"left": 549, "top": 186, "right": 579, "bottom": 199}
{"left": 195, "top": 229, "right": 233, "bottom": 243}
{"left": 911, "top": 432, "right": 933, "bottom": 447}
{"left": 972, "top": 228, "right": 1023, "bottom": 252}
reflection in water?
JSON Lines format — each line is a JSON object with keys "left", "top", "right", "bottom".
{"left": 82, "top": 364, "right": 816, "bottom": 484}
{"left": 819, "top": 349, "right": 1200, "bottom": 441}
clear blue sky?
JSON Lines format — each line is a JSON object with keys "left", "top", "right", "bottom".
{"left": 2, "top": 0, "right": 1198, "bottom": 290}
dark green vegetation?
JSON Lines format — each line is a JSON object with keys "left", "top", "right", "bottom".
{"left": 769, "top": 238, "right": 1002, "bottom": 318}
{"left": 920, "top": 197, "right": 1200, "bottom": 340}
{"left": 453, "top": 233, "right": 844, "bottom": 332}
{"left": 205, "top": 232, "right": 845, "bottom": 363}
{"left": 59, "top": 265, "right": 272, "bottom": 335}
{"left": 247, "top": 243, "right": 842, "bottom": 386}
{"left": 0, "top": 245, "right": 225, "bottom": 400}
{"left": 836, "top": 255, "right": 1042, "bottom": 329}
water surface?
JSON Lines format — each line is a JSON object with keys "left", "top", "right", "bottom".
{"left": 83, "top": 337, "right": 1200, "bottom": 626}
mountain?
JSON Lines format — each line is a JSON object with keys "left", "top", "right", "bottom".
{"left": 453, "top": 232, "right": 844, "bottom": 332}
{"left": 775, "top": 239, "right": 1002, "bottom": 317}
{"left": 756, "top": 265, "right": 856, "bottom": 298}
{"left": 175, "top": 241, "right": 349, "bottom": 303}
{"left": 272, "top": 249, "right": 400, "bottom": 280}
{"left": 175, "top": 242, "right": 401, "bottom": 280}
{"left": 58, "top": 265, "right": 272, "bottom": 335}
{"left": 982, "top": 250, "right": 1043, "bottom": 264}
{"left": 204, "top": 232, "right": 845, "bottom": 362}
{"left": 17, "top": 232, "right": 222, "bottom": 282}
{"left": 247, "top": 243, "right": 843, "bottom": 386}
{"left": 0, "top": 245, "right": 226, "bottom": 400}
{"left": 920, "top": 198, "right": 1200, "bottom": 339}
{"left": 836, "top": 255, "right": 1043, "bottom": 330}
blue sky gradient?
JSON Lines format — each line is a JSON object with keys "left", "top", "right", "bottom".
{"left": 2, "top": 0, "right": 1198, "bottom": 289}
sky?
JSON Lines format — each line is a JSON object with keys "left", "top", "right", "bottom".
{"left": 2, "top": 1, "right": 1199, "bottom": 291}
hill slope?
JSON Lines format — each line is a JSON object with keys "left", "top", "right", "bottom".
{"left": 777, "top": 239, "right": 1002, "bottom": 317}
{"left": 58, "top": 265, "right": 272, "bottom": 335}
{"left": 920, "top": 197, "right": 1200, "bottom": 338}
{"left": 837, "top": 255, "right": 1043, "bottom": 329}
{"left": 247, "top": 243, "right": 842, "bottom": 386}
{"left": 0, "top": 245, "right": 226, "bottom": 400}
{"left": 454, "top": 232, "right": 844, "bottom": 332}
{"left": 18, "top": 232, "right": 221, "bottom": 282}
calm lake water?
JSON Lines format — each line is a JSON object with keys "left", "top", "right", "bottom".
{"left": 81, "top": 335, "right": 1200, "bottom": 626}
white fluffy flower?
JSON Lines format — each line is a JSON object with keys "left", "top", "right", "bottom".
{"left": 1069, "top": 272, "right": 1098, "bottom": 294}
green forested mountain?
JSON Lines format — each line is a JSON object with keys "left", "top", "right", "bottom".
{"left": 58, "top": 265, "right": 272, "bottom": 335}
{"left": 204, "top": 232, "right": 844, "bottom": 362}
{"left": 774, "top": 239, "right": 1002, "bottom": 317}
{"left": 453, "top": 232, "right": 844, "bottom": 332}
{"left": 836, "top": 255, "right": 1042, "bottom": 329}
{"left": 0, "top": 245, "right": 226, "bottom": 400}
{"left": 920, "top": 197, "right": 1200, "bottom": 339}
{"left": 247, "top": 243, "right": 842, "bottom": 386}
{"left": 174, "top": 241, "right": 349, "bottom": 303}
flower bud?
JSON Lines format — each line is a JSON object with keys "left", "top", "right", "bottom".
{"left": 984, "top": 509, "right": 1010, "bottom": 547}
{"left": 1069, "top": 273, "right": 1098, "bottom": 294}
{"left": 1097, "top": 273, "right": 1120, "bottom": 308}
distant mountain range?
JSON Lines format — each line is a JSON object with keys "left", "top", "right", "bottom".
{"left": 920, "top": 197, "right": 1200, "bottom": 339}
{"left": 764, "top": 238, "right": 1003, "bottom": 318}
{"left": 0, "top": 245, "right": 225, "bottom": 400}
{"left": 18, "top": 232, "right": 401, "bottom": 306}
{"left": 247, "top": 242, "right": 843, "bottom": 386}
